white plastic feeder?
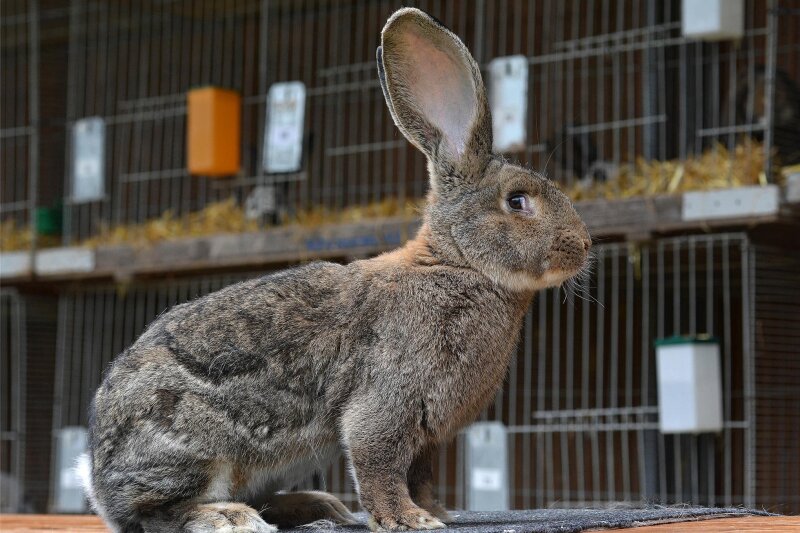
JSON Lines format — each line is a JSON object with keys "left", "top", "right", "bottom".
{"left": 488, "top": 55, "right": 528, "bottom": 153}
{"left": 682, "top": 0, "right": 744, "bottom": 41}
{"left": 465, "top": 422, "right": 509, "bottom": 511}
{"left": 655, "top": 336, "right": 724, "bottom": 434}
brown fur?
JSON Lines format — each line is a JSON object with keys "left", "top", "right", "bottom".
{"left": 84, "top": 8, "right": 590, "bottom": 533}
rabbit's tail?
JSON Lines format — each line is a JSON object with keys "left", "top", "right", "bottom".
{"left": 75, "top": 453, "right": 94, "bottom": 505}
{"left": 76, "top": 453, "right": 122, "bottom": 532}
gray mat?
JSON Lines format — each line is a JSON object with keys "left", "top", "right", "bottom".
{"left": 285, "top": 507, "right": 773, "bottom": 533}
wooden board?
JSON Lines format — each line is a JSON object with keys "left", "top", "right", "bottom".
{"left": 626, "top": 516, "right": 800, "bottom": 531}
{"left": 0, "top": 514, "right": 108, "bottom": 532}
{"left": 1, "top": 514, "right": 798, "bottom": 532}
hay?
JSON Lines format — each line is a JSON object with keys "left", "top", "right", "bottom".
{"left": 564, "top": 139, "right": 779, "bottom": 201}
{"left": 0, "top": 140, "right": 782, "bottom": 252}
{"left": 0, "top": 219, "right": 59, "bottom": 252}
{"left": 82, "top": 197, "right": 259, "bottom": 248}
{"left": 287, "top": 197, "right": 420, "bottom": 227}
{"left": 79, "top": 197, "right": 421, "bottom": 248}
{"left": 0, "top": 220, "right": 30, "bottom": 252}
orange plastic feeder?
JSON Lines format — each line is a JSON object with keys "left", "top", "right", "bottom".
{"left": 187, "top": 87, "right": 241, "bottom": 176}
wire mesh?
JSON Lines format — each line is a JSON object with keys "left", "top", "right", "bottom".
{"left": 751, "top": 244, "right": 800, "bottom": 515}
{"left": 0, "top": 0, "right": 38, "bottom": 239}
{"left": 2, "top": 1, "right": 798, "bottom": 245}
{"left": 0, "top": 289, "right": 27, "bottom": 513}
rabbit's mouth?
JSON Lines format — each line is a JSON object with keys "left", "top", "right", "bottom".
{"left": 486, "top": 260, "right": 587, "bottom": 293}
{"left": 535, "top": 268, "right": 577, "bottom": 288}
{"left": 524, "top": 237, "right": 591, "bottom": 290}
{"left": 537, "top": 263, "right": 587, "bottom": 288}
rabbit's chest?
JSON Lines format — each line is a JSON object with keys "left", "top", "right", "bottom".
{"left": 419, "top": 291, "right": 530, "bottom": 437}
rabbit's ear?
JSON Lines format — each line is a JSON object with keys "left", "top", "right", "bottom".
{"left": 378, "top": 8, "right": 492, "bottom": 178}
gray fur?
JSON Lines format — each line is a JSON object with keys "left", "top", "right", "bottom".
{"left": 87, "top": 8, "right": 590, "bottom": 533}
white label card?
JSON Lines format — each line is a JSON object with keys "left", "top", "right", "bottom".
{"left": 489, "top": 56, "right": 528, "bottom": 153}
{"left": 471, "top": 467, "right": 503, "bottom": 491}
{"left": 264, "top": 82, "right": 306, "bottom": 173}
{"left": 72, "top": 117, "right": 106, "bottom": 202}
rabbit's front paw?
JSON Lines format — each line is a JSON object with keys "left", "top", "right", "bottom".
{"left": 367, "top": 507, "right": 446, "bottom": 531}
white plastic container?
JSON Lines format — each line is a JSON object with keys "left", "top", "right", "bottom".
{"left": 682, "top": 0, "right": 744, "bottom": 41}
{"left": 655, "top": 336, "right": 724, "bottom": 434}
{"left": 488, "top": 55, "right": 528, "bottom": 153}
{"left": 51, "top": 426, "right": 88, "bottom": 513}
{"left": 72, "top": 117, "right": 106, "bottom": 202}
{"left": 264, "top": 81, "right": 306, "bottom": 173}
{"left": 465, "top": 422, "right": 509, "bottom": 511}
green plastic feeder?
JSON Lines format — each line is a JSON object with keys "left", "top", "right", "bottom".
{"left": 35, "top": 205, "right": 63, "bottom": 236}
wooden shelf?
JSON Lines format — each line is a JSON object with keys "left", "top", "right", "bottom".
{"left": 2, "top": 188, "right": 799, "bottom": 285}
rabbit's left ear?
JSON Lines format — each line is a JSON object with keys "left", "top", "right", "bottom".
{"left": 377, "top": 8, "right": 492, "bottom": 179}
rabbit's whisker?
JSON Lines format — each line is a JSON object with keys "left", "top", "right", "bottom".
{"left": 540, "top": 137, "right": 568, "bottom": 177}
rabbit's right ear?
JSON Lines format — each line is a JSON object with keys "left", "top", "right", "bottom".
{"left": 377, "top": 8, "right": 492, "bottom": 184}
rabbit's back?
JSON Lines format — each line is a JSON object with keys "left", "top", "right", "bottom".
{"left": 138, "top": 261, "right": 351, "bottom": 385}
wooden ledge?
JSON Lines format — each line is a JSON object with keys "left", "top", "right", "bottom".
{"left": 3, "top": 187, "right": 799, "bottom": 285}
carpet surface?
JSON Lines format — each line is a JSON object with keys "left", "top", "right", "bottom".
{"left": 285, "top": 507, "right": 773, "bottom": 533}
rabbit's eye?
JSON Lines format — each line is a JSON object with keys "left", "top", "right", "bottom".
{"left": 507, "top": 194, "right": 530, "bottom": 212}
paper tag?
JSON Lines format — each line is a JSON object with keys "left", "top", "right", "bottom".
{"left": 489, "top": 56, "right": 528, "bottom": 153}
{"left": 471, "top": 467, "right": 502, "bottom": 491}
{"left": 264, "top": 82, "right": 306, "bottom": 173}
{"left": 72, "top": 117, "right": 106, "bottom": 202}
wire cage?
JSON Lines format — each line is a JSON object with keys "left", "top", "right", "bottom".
{"left": 0, "top": 290, "right": 60, "bottom": 513}
{"left": 49, "top": 233, "right": 800, "bottom": 513}
{"left": 2, "top": 0, "right": 799, "bottom": 517}
{"left": 1, "top": 1, "right": 39, "bottom": 246}
{"left": 1, "top": 0, "right": 799, "bottom": 246}
{"left": 0, "top": 290, "right": 26, "bottom": 513}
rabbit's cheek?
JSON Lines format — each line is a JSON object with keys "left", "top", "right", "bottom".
{"left": 521, "top": 241, "right": 553, "bottom": 278}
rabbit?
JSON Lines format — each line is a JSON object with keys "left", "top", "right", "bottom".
{"left": 733, "top": 66, "right": 800, "bottom": 166}
{"left": 547, "top": 125, "right": 619, "bottom": 186}
{"left": 82, "top": 7, "right": 591, "bottom": 533}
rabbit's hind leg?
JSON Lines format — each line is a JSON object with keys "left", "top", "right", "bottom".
{"left": 141, "top": 502, "right": 276, "bottom": 533}
{"left": 260, "top": 491, "right": 358, "bottom": 528}
{"left": 92, "top": 448, "right": 277, "bottom": 532}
